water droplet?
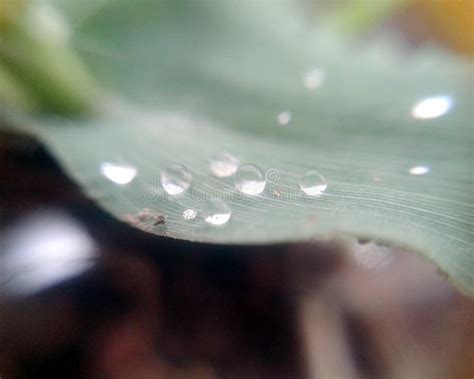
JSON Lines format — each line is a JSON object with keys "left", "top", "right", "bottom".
{"left": 303, "top": 68, "right": 325, "bottom": 90}
{"left": 277, "top": 111, "right": 292, "bottom": 125}
{"left": 182, "top": 208, "right": 197, "bottom": 220}
{"left": 203, "top": 199, "right": 231, "bottom": 226}
{"left": 160, "top": 164, "right": 192, "bottom": 195}
{"left": 409, "top": 166, "right": 431, "bottom": 175}
{"left": 235, "top": 164, "right": 266, "bottom": 195}
{"left": 299, "top": 170, "right": 327, "bottom": 196}
{"left": 209, "top": 152, "right": 240, "bottom": 178}
{"left": 101, "top": 162, "right": 137, "bottom": 185}
{"left": 411, "top": 95, "right": 452, "bottom": 119}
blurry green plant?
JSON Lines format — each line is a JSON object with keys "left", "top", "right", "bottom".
{"left": 0, "top": 1, "right": 472, "bottom": 296}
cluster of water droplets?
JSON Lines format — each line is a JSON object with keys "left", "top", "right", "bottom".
{"left": 99, "top": 68, "right": 453, "bottom": 228}
{"left": 100, "top": 151, "right": 329, "bottom": 226}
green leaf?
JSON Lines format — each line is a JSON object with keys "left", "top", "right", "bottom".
{"left": 1, "top": 1, "right": 473, "bottom": 296}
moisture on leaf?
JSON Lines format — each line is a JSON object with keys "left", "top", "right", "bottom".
{"left": 0, "top": 1, "right": 473, "bottom": 296}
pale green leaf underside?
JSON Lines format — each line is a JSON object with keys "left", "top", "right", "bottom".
{"left": 3, "top": 2, "right": 474, "bottom": 294}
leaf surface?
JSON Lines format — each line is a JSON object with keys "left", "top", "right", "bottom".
{"left": 3, "top": 1, "right": 473, "bottom": 295}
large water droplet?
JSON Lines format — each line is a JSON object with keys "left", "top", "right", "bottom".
{"left": 209, "top": 152, "right": 240, "bottom": 178}
{"left": 409, "top": 165, "right": 431, "bottom": 175}
{"left": 160, "top": 164, "right": 192, "bottom": 195}
{"left": 203, "top": 199, "right": 231, "bottom": 226}
{"left": 101, "top": 162, "right": 137, "bottom": 185}
{"left": 277, "top": 111, "right": 292, "bottom": 126}
{"left": 182, "top": 208, "right": 197, "bottom": 220}
{"left": 303, "top": 68, "right": 325, "bottom": 90}
{"left": 411, "top": 95, "right": 452, "bottom": 119}
{"left": 235, "top": 164, "right": 266, "bottom": 195}
{"left": 299, "top": 170, "right": 327, "bottom": 196}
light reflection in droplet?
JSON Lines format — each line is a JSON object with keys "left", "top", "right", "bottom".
{"left": 203, "top": 199, "right": 232, "bottom": 226}
{"left": 299, "top": 170, "right": 327, "bottom": 197}
{"left": 182, "top": 208, "right": 197, "bottom": 220}
{"left": 277, "top": 111, "right": 292, "bottom": 126}
{"left": 101, "top": 162, "right": 137, "bottom": 185}
{"left": 411, "top": 95, "right": 452, "bottom": 119}
{"left": 160, "top": 164, "right": 192, "bottom": 195}
{"left": 303, "top": 68, "right": 325, "bottom": 90}
{"left": 209, "top": 152, "right": 240, "bottom": 178}
{"left": 235, "top": 164, "right": 266, "bottom": 195}
{"left": 409, "top": 166, "right": 431, "bottom": 175}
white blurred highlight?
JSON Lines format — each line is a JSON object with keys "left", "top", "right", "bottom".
{"left": 1, "top": 211, "right": 97, "bottom": 296}
{"left": 409, "top": 166, "right": 431, "bottom": 176}
{"left": 411, "top": 95, "right": 452, "bottom": 119}
{"left": 101, "top": 162, "right": 137, "bottom": 184}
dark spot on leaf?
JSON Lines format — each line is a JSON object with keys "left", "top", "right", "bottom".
{"left": 154, "top": 215, "right": 166, "bottom": 225}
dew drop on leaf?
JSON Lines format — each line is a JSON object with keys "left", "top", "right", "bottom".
{"left": 100, "top": 162, "right": 137, "bottom": 185}
{"left": 160, "top": 164, "right": 192, "bottom": 195}
{"left": 277, "top": 111, "right": 292, "bottom": 126}
{"left": 182, "top": 208, "right": 197, "bottom": 220}
{"left": 409, "top": 166, "right": 431, "bottom": 175}
{"left": 299, "top": 170, "right": 327, "bottom": 197}
{"left": 303, "top": 68, "right": 325, "bottom": 90}
{"left": 209, "top": 152, "right": 240, "bottom": 178}
{"left": 235, "top": 164, "right": 266, "bottom": 195}
{"left": 203, "top": 199, "right": 232, "bottom": 226}
{"left": 411, "top": 95, "right": 452, "bottom": 119}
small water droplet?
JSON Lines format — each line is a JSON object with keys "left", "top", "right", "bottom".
{"left": 209, "top": 152, "right": 240, "bottom": 178}
{"left": 101, "top": 162, "right": 137, "bottom": 185}
{"left": 299, "top": 170, "right": 327, "bottom": 196}
{"left": 277, "top": 111, "right": 292, "bottom": 125}
{"left": 303, "top": 68, "right": 325, "bottom": 90}
{"left": 160, "top": 164, "right": 192, "bottom": 195}
{"left": 203, "top": 199, "right": 231, "bottom": 226}
{"left": 182, "top": 208, "right": 197, "bottom": 220}
{"left": 411, "top": 95, "right": 452, "bottom": 119}
{"left": 235, "top": 164, "right": 266, "bottom": 195}
{"left": 409, "top": 166, "right": 431, "bottom": 175}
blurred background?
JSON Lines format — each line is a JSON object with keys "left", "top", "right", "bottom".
{"left": 1, "top": 1, "right": 473, "bottom": 378}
